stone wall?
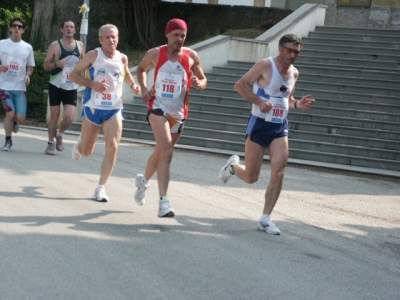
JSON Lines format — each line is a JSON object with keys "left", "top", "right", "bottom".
{"left": 285, "top": 0, "right": 400, "bottom": 29}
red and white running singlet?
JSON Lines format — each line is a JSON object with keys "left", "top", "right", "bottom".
{"left": 149, "top": 45, "right": 192, "bottom": 121}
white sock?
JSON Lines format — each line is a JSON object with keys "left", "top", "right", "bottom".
{"left": 260, "top": 214, "right": 270, "bottom": 223}
{"left": 56, "top": 130, "right": 63, "bottom": 137}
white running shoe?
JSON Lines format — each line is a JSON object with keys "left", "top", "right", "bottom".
{"left": 71, "top": 135, "right": 81, "bottom": 160}
{"left": 158, "top": 200, "right": 175, "bottom": 218}
{"left": 134, "top": 174, "right": 149, "bottom": 205}
{"left": 258, "top": 219, "right": 281, "bottom": 235}
{"left": 45, "top": 143, "right": 55, "bottom": 155}
{"left": 13, "top": 121, "right": 19, "bottom": 133}
{"left": 55, "top": 130, "right": 65, "bottom": 151}
{"left": 92, "top": 186, "right": 109, "bottom": 202}
{"left": 219, "top": 155, "right": 240, "bottom": 184}
{"left": 2, "top": 140, "right": 12, "bottom": 151}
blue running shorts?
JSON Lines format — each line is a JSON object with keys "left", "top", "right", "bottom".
{"left": 82, "top": 106, "right": 122, "bottom": 126}
{"left": 0, "top": 90, "right": 27, "bottom": 116}
{"left": 245, "top": 114, "right": 289, "bottom": 148}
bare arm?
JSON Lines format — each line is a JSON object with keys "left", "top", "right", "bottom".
{"left": 25, "top": 66, "right": 34, "bottom": 86}
{"left": 234, "top": 59, "right": 273, "bottom": 113}
{"left": 289, "top": 68, "right": 315, "bottom": 110}
{"left": 137, "top": 48, "right": 159, "bottom": 102}
{"left": 43, "top": 41, "right": 60, "bottom": 71}
{"left": 189, "top": 50, "right": 207, "bottom": 90}
{"left": 121, "top": 54, "right": 140, "bottom": 95}
{"left": 69, "top": 50, "right": 109, "bottom": 93}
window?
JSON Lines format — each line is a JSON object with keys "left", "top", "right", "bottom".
{"left": 208, "top": 0, "right": 218, "bottom": 4}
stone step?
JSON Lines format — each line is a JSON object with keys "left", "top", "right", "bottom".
{"left": 189, "top": 93, "right": 400, "bottom": 114}
{"left": 289, "top": 139, "right": 399, "bottom": 162}
{"left": 315, "top": 26, "right": 400, "bottom": 37}
{"left": 299, "top": 49, "right": 400, "bottom": 63}
{"left": 299, "top": 73, "right": 400, "bottom": 89}
{"left": 295, "top": 63, "right": 400, "bottom": 81}
{"left": 290, "top": 130, "right": 400, "bottom": 151}
{"left": 290, "top": 148, "right": 400, "bottom": 171}
{"left": 296, "top": 80, "right": 400, "bottom": 97}
{"left": 302, "top": 36, "right": 400, "bottom": 50}
{"left": 296, "top": 55, "right": 399, "bottom": 70}
{"left": 186, "top": 116, "right": 400, "bottom": 141}
{"left": 294, "top": 87, "right": 398, "bottom": 105}
{"left": 301, "top": 42, "right": 400, "bottom": 56}
{"left": 308, "top": 31, "right": 400, "bottom": 43}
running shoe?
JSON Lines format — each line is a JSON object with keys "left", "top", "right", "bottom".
{"left": 134, "top": 174, "right": 149, "bottom": 205}
{"left": 13, "top": 121, "right": 19, "bottom": 133}
{"left": 258, "top": 219, "right": 281, "bottom": 235}
{"left": 158, "top": 200, "right": 175, "bottom": 218}
{"left": 55, "top": 130, "right": 65, "bottom": 151}
{"left": 219, "top": 155, "right": 240, "bottom": 184}
{"left": 92, "top": 186, "right": 109, "bottom": 202}
{"left": 2, "top": 140, "right": 12, "bottom": 151}
{"left": 45, "top": 143, "right": 55, "bottom": 155}
{"left": 71, "top": 135, "right": 81, "bottom": 160}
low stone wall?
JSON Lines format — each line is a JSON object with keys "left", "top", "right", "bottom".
{"left": 325, "top": 6, "right": 400, "bottom": 29}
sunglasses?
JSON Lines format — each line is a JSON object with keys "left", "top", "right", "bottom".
{"left": 11, "top": 24, "right": 24, "bottom": 29}
{"left": 280, "top": 85, "right": 288, "bottom": 93}
{"left": 281, "top": 45, "right": 300, "bottom": 55}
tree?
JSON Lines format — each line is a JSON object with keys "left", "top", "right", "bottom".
{"left": 30, "top": 0, "right": 82, "bottom": 51}
{"left": 120, "top": 0, "right": 161, "bottom": 49}
{"left": 0, "top": 0, "right": 34, "bottom": 40}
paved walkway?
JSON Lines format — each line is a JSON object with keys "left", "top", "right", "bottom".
{"left": 1, "top": 126, "right": 399, "bottom": 300}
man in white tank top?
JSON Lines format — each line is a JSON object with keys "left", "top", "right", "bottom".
{"left": 219, "top": 34, "right": 315, "bottom": 235}
{"left": 69, "top": 24, "right": 140, "bottom": 202}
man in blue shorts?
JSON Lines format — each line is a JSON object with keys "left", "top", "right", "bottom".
{"left": 218, "top": 34, "right": 315, "bottom": 235}
{"left": 69, "top": 24, "right": 140, "bottom": 202}
{"left": 43, "top": 20, "right": 84, "bottom": 155}
{"left": 0, "top": 18, "right": 35, "bottom": 151}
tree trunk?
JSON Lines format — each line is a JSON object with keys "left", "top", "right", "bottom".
{"left": 120, "top": 0, "right": 160, "bottom": 50}
{"left": 30, "top": 0, "right": 82, "bottom": 51}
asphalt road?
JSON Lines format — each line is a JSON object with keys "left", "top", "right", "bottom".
{"left": 1, "top": 127, "right": 399, "bottom": 300}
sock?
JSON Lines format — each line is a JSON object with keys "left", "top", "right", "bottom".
{"left": 260, "top": 214, "right": 270, "bottom": 223}
{"left": 141, "top": 177, "right": 148, "bottom": 185}
{"left": 160, "top": 196, "right": 168, "bottom": 201}
{"left": 5, "top": 136, "right": 11, "bottom": 141}
{"left": 229, "top": 164, "right": 235, "bottom": 174}
{"left": 56, "top": 130, "right": 63, "bottom": 137}
{"left": 48, "top": 141, "right": 55, "bottom": 144}
{"left": 97, "top": 185, "right": 105, "bottom": 190}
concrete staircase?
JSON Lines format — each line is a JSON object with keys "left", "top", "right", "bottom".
{"left": 71, "top": 26, "right": 400, "bottom": 174}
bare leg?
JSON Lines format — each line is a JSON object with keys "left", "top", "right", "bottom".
{"left": 262, "top": 136, "right": 288, "bottom": 214}
{"left": 145, "top": 114, "right": 181, "bottom": 197}
{"left": 59, "top": 104, "right": 76, "bottom": 133}
{"left": 98, "top": 113, "right": 122, "bottom": 186}
{"left": 48, "top": 105, "right": 60, "bottom": 141}
{"left": 78, "top": 117, "right": 101, "bottom": 156}
{"left": 233, "top": 136, "right": 265, "bottom": 184}
{"left": 4, "top": 111, "right": 15, "bottom": 136}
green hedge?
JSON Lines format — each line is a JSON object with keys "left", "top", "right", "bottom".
{"left": 26, "top": 51, "right": 49, "bottom": 121}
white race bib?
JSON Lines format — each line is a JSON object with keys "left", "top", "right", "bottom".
{"left": 6, "top": 56, "right": 23, "bottom": 76}
{"left": 264, "top": 96, "right": 289, "bottom": 123}
{"left": 61, "top": 67, "right": 73, "bottom": 84}
{"left": 94, "top": 92, "right": 120, "bottom": 107}
{"left": 155, "top": 72, "right": 182, "bottom": 100}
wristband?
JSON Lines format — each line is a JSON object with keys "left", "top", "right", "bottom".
{"left": 294, "top": 101, "right": 298, "bottom": 109}
{"left": 54, "top": 62, "right": 57, "bottom": 69}
{"left": 131, "top": 83, "right": 135, "bottom": 89}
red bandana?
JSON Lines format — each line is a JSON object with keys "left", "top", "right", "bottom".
{"left": 165, "top": 18, "right": 188, "bottom": 34}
